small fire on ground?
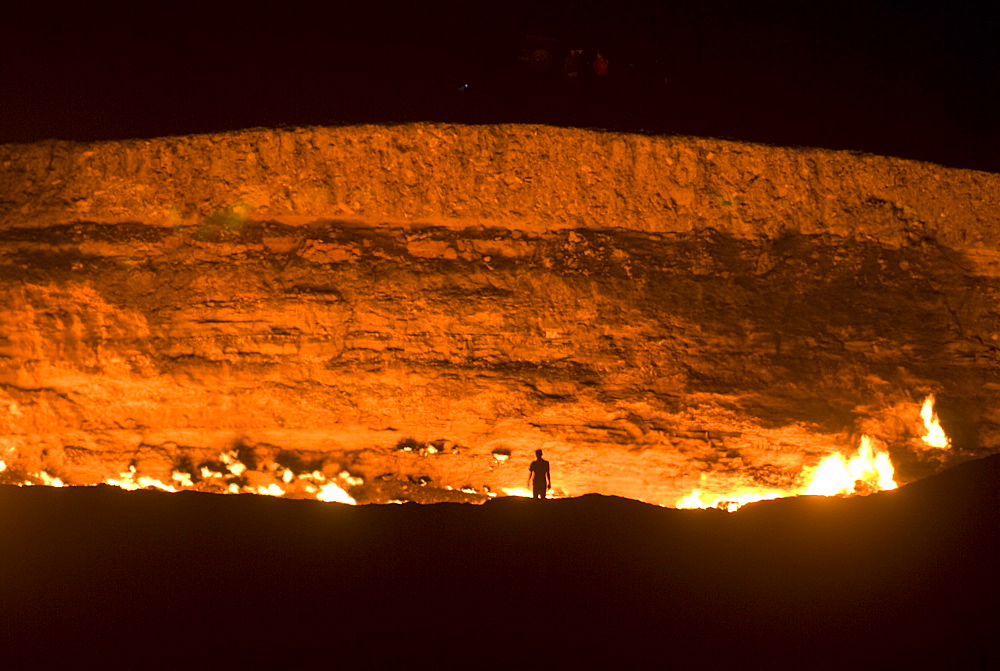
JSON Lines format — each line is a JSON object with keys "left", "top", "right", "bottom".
{"left": 1, "top": 395, "right": 952, "bottom": 509}
{"left": 675, "top": 395, "right": 951, "bottom": 512}
{"left": 5, "top": 451, "right": 358, "bottom": 505}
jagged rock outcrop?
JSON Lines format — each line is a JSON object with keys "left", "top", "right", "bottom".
{"left": 1, "top": 123, "right": 998, "bottom": 504}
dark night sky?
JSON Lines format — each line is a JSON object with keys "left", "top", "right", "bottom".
{"left": 2, "top": 0, "right": 997, "bottom": 171}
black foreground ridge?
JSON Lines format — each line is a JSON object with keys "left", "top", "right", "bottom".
{"left": 1, "top": 455, "right": 997, "bottom": 668}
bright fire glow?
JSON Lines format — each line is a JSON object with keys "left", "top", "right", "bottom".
{"left": 200, "top": 466, "right": 224, "bottom": 479}
{"left": 105, "top": 465, "right": 178, "bottom": 492}
{"left": 315, "top": 482, "right": 354, "bottom": 504}
{"left": 219, "top": 451, "right": 247, "bottom": 476}
{"left": 30, "top": 471, "right": 65, "bottom": 487}
{"left": 499, "top": 486, "right": 566, "bottom": 499}
{"left": 299, "top": 470, "right": 359, "bottom": 504}
{"left": 3, "top": 395, "right": 946, "bottom": 509}
{"left": 676, "top": 487, "right": 786, "bottom": 513}
{"left": 339, "top": 471, "right": 364, "bottom": 486}
{"left": 920, "top": 395, "right": 950, "bottom": 449}
{"left": 801, "top": 435, "right": 896, "bottom": 496}
{"left": 172, "top": 471, "right": 194, "bottom": 487}
{"left": 675, "top": 394, "right": 953, "bottom": 513}
{"left": 676, "top": 434, "right": 899, "bottom": 512}
{"left": 64, "top": 452, "right": 363, "bottom": 504}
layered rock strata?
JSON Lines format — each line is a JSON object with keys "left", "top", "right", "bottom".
{"left": 1, "top": 124, "right": 998, "bottom": 504}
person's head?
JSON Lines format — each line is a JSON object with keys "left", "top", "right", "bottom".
{"left": 535, "top": 449, "right": 543, "bottom": 458}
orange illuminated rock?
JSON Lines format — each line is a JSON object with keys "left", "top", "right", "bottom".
{"left": 1, "top": 124, "right": 998, "bottom": 504}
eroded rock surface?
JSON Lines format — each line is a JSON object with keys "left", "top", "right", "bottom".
{"left": 1, "top": 124, "right": 998, "bottom": 504}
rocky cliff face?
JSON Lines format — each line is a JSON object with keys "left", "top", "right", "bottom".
{"left": 1, "top": 124, "right": 998, "bottom": 505}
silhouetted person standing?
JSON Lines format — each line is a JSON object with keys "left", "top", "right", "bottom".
{"left": 528, "top": 449, "right": 551, "bottom": 499}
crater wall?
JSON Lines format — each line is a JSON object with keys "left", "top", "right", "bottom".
{"left": 2, "top": 124, "right": 999, "bottom": 504}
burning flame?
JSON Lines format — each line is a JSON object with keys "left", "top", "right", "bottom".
{"left": 172, "top": 471, "right": 194, "bottom": 487}
{"left": 314, "top": 482, "right": 354, "bottom": 504}
{"left": 219, "top": 451, "right": 246, "bottom": 476}
{"left": 200, "top": 466, "right": 225, "bottom": 479}
{"left": 675, "top": 394, "right": 952, "bottom": 512}
{"left": 675, "top": 487, "right": 785, "bottom": 513}
{"left": 1, "top": 396, "right": 946, "bottom": 510}
{"left": 298, "top": 470, "right": 357, "bottom": 504}
{"left": 801, "top": 435, "right": 896, "bottom": 496}
{"left": 105, "top": 466, "right": 178, "bottom": 493}
{"left": 676, "top": 434, "right": 898, "bottom": 512}
{"left": 32, "top": 471, "right": 65, "bottom": 487}
{"left": 920, "top": 395, "right": 950, "bottom": 449}
{"left": 9, "top": 469, "right": 65, "bottom": 487}
{"left": 37, "top": 453, "right": 365, "bottom": 505}
{"left": 498, "top": 486, "right": 566, "bottom": 499}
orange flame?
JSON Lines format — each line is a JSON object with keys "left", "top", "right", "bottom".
{"left": 33, "top": 471, "right": 65, "bottom": 487}
{"left": 676, "top": 393, "right": 956, "bottom": 512}
{"left": 800, "top": 435, "right": 896, "bottom": 496}
{"left": 676, "top": 434, "right": 898, "bottom": 512}
{"left": 920, "top": 395, "right": 950, "bottom": 449}
{"left": 675, "top": 487, "right": 785, "bottom": 513}
{"left": 104, "top": 465, "right": 178, "bottom": 492}
{"left": 85, "top": 452, "right": 360, "bottom": 504}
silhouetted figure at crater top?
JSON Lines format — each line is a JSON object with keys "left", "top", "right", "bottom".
{"left": 528, "top": 449, "right": 551, "bottom": 499}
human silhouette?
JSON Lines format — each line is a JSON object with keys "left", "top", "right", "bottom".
{"left": 527, "top": 449, "right": 551, "bottom": 499}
